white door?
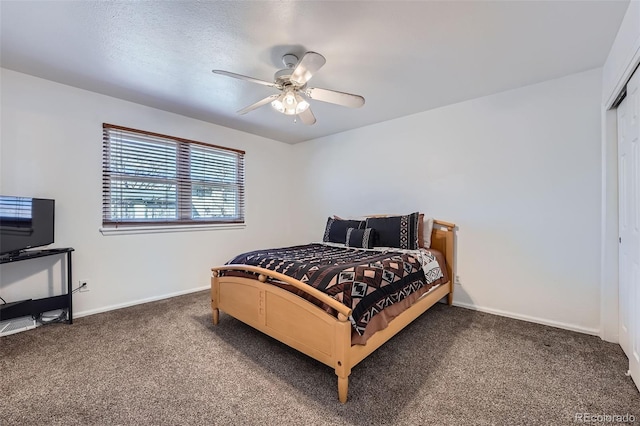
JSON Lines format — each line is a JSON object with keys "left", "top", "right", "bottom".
{"left": 618, "top": 91, "right": 631, "bottom": 357}
{"left": 618, "top": 68, "right": 640, "bottom": 389}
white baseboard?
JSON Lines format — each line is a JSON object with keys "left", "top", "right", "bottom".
{"left": 73, "top": 287, "right": 601, "bottom": 338}
{"left": 73, "top": 285, "right": 210, "bottom": 319}
{"left": 452, "top": 301, "right": 600, "bottom": 336}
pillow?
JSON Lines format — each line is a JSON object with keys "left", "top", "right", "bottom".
{"left": 359, "top": 213, "right": 426, "bottom": 246}
{"left": 346, "top": 227, "right": 374, "bottom": 249}
{"left": 372, "top": 213, "right": 433, "bottom": 248}
{"left": 365, "top": 212, "right": 420, "bottom": 249}
{"left": 323, "top": 217, "right": 365, "bottom": 243}
{"left": 423, "top": 217, "right": 434, "bottom": 248}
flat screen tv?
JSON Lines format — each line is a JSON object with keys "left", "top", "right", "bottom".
{"left": 0, "top": 196, "right": 55, "bottom": 256}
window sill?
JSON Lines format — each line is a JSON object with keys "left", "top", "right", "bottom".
{"left": 99, "top": 223, "right": 245, "bottom": 236}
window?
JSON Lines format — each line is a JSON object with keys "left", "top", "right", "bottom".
{"left": 102, "top": 123, "right": 245, "bottom": 228}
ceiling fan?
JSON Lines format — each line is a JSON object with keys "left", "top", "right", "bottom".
{"left": 212, "top": 51, "right": 365, "bottom": 125}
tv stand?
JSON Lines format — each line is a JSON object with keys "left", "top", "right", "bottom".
{"left": 0, "top": 248, "right": 75, "bottom": 324}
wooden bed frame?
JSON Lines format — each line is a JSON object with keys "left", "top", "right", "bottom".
{"left": 211, "top": 219, "right": 455, "bottom": 403}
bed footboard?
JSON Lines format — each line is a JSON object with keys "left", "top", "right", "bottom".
{"left": 211, "top": 267, "right": 353, "bottom": 402}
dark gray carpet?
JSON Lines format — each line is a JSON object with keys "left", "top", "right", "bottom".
{"left": 1, "top": 290, "right": 638, "bottom": 425}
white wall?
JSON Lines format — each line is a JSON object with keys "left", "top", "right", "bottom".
{"left": 0, "top": 66, "right": 607, "bottom": 336}
{"left": 292, "top": 68, "right": 603, "bottom": 334}
{"left": 0, "top": 69, "right": 296, "bottom": 316}
{"left": 602, "top": 0, "right": 639, "bottom": 108}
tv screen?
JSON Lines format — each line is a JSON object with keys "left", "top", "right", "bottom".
{"left": 0, "top": 196, "right": 55, "bottom": 256}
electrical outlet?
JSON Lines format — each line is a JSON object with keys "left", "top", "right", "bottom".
{"left": 454, "top": 275, "right": 462, "bottom": 286}
{"left": 79, "top": 280, "right": 89, "bottom": 292}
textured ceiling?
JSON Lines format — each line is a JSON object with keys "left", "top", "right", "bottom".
{"left": 0, "top": 1, "right": 630, "bottom": 144}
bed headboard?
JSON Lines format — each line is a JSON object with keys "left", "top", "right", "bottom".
{"left": 430, "top": 219, "right": 455, "bottom": 285}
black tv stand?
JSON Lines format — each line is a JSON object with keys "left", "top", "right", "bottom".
{"left": 0, "top": 248, "right": 74, "bottom": 324}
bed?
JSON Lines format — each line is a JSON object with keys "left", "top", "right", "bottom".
{"left": 211, "top": 214, "right": 455, "bottom": 403}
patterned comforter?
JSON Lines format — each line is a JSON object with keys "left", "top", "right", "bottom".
{"left": 225, "top": 244, "right": 444, "bottom": 335}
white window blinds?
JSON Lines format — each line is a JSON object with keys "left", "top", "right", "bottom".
{"left": 102, "top": 124, "right": 245, "bottom": 227}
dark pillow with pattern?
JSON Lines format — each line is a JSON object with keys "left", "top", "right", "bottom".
{"left": 323, "top": 217, "right": 365, "bottom": 243}
{"left": 346, "top": 227, "right": 374, "bottom": 249}
{"left": 365, "top": 212, "right": 420, "bottom": 249}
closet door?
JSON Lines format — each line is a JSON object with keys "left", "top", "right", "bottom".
{"left": 618, "top": 68, "right": 640, "bottom": 389}
{"left": 618, "top": 91, "right": 631, "bottom": 358}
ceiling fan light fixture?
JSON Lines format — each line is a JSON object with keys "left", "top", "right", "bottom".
{"left": 271, "top": 97, "right": 285, "bottom": 113}
{"left": 295, "top": 94, "right": 310, "bottom": 114}
{"left": 284, "top": 91, "right": 296, "bottom": 105}
{"left": 271, "top": 90, "right": 309, "bottom": 116}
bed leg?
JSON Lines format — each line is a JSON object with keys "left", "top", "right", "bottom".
{"left": 212, "top": 271, "right": 220, "bottom": 325}
{"left": 335, "top": 313, "right": 351, "bottom": 403}
{"left": 338, "top": 375, "right": 348, "bottom": 403}
{"left": 447, "top": 292, "right": 454, "bottom": 306}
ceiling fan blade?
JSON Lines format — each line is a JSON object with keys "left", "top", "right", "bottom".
{"left": 212, "top": 70, "right": 279, "bottom": 88}
{"left": 305, "top": 87, "right": 365, "bottom": 108}
{"left": 290, "top": 52, "right": 326, "bottom": 86}
{"left": 298, "top": 107, "right": 316, "bottom": 125}
{"left": 237, "top": 94, "right": 280, "bottom": 115}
